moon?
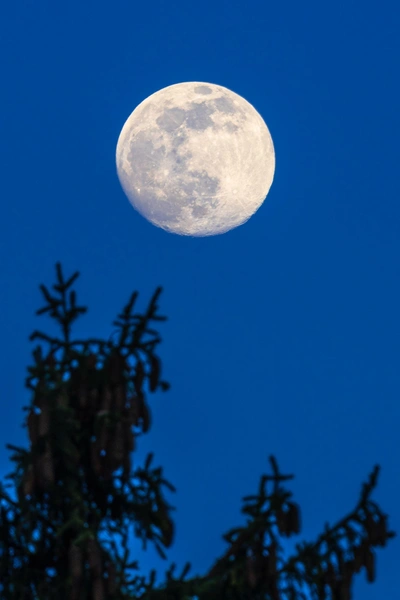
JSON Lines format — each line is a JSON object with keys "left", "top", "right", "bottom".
{"left": 116, "top": 82, "right": 275, "bottom": 236}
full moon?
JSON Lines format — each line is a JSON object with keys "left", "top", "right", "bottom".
{"left": 116, "top": 82, "right": 275, "bottom": 236}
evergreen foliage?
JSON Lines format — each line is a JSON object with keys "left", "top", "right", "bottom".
{"left": 0, "top": 263, "right": 395, "bottom": 599}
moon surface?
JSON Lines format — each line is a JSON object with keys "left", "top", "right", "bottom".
{"left": 116, "top": 82, "right": 275, "bottom": 236}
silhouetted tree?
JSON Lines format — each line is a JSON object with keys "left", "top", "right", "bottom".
{"left": 0, "top": 263, "right": 395, "bottom": 600}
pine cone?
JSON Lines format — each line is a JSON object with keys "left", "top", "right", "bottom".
{"left": 246, "top": 555, "right": 259, "bottom": 589}
{"left": 92, "top": 576, "right": 105, "bottom": 600}
{"left": 69, "top": 543, "right": 83, "bottom": 580}
{"left": 108, "top": 351, "right": 127, "bottom": 384}
{"left": 87, "top": 538, "right": 103, "bottom": 579}
{"left": 22, "top": 464, "right": 36, "bottom": 497}
{"left": 38, "top": 404, "right": 50, "bottom": 437}
{"left": 276, "top": 508, "right": 289, "bottom": 536}
{"left": 287, "top": 502, "right": 301, "bottom": 534}
{"left": 27, "top": 410, "right": 39, "bottom": 446}
{"left": 364, "top": 548, "right": 375, "bottom": 583}
{"left": 40, "top": 443, "right": 55, "bottom": 488}
{"left": 69, "top": 581, "right": 82, "bottom": 600}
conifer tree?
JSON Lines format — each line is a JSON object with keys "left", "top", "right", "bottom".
{"left": 0, "top": 263, "right": 395, "bottom": 600}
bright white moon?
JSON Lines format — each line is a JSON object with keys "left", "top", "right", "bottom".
{"left": 116, "top": 82, "right": 275, "bottom": 236}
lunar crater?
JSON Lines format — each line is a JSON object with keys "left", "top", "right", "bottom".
{"left": 116, "top": 81, "right": 275, "bottom": 236}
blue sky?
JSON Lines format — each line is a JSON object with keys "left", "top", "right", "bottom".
{"left": 1, "top": 0, "right": 400, "bottom": 597}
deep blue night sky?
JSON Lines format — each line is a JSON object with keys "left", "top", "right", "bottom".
{"left": 1, "top": 0, "right": 400, "bottom": 597}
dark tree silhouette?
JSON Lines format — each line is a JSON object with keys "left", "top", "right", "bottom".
{"left": 0, "top": 263, "right": 395, "bottom": 600}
